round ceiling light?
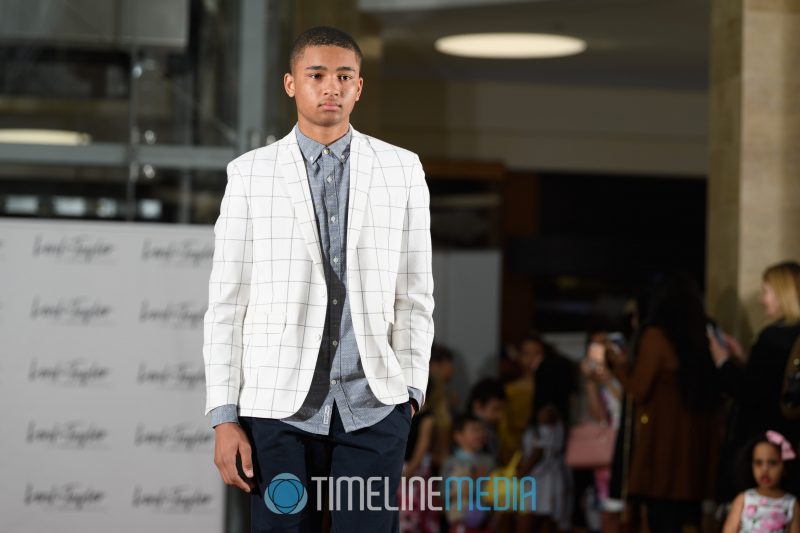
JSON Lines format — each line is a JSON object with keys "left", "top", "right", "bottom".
{"left": 0, "top": 129, "right": 92, "bottom": 145}
{"left": 435, "top": 32, "right": 587, "bottom": 59}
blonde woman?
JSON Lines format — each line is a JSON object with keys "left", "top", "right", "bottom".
{"left": 710, "top": 261, "right": 800, "bottom": 503}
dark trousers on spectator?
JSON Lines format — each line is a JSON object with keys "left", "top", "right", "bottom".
{"left": 644, "top": 498, "right": 701, "bottom": 533}
{"left": 240, "top": 401, "right": 411, "bottom": 533}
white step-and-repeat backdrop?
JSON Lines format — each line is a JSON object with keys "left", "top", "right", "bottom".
{"left": 0, "top": 219, "right": 223, "bottom": 533}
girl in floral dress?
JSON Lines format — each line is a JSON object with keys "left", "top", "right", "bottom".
{"left": 723, "top": 431, "right": 800, "bottom": 533}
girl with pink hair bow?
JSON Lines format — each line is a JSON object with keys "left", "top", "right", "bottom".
{"left": 723, "top": 431, "right": 800, "bottom": 533}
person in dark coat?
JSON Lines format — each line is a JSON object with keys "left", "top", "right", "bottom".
{"left": 609, "top": 273, "right": 722, "bottom": 533}
{"left": 710, "top": 261, "right": 800, "bottom": 502}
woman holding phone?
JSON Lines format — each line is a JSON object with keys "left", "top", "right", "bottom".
{"left": 710, "top": 261, "right": 800, "bottom": 502}
{"left": 607, "top": 274, "right": 722, "bottom": 533}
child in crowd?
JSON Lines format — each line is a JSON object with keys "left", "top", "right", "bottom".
{"left": 467, "top": 378, "right": 506, "bottom": 460}
{"left": 580, "top": 332, "right": 624, "bottom": 532}
{"left": 723, "top": 431, "right": 800, "bottom": 533}
{"left": 516, "top": 404, "right": 572, "bottom": 533}
{"left": 441, "top": 413, "right": 495, "bottom": 533}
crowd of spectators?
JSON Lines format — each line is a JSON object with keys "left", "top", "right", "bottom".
{"left": 401, "top": 261, "right": 800, "bottom": 533}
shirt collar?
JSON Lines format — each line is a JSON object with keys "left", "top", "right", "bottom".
{"left": 294, "top": 125, "right": 352, "bottom": 164}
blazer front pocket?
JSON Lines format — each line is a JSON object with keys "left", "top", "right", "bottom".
{"left": 248, "top": 311, "right": 287, "bottom": 335}
{"left": 242, "top": 311, "right": 286, "bottom": 379}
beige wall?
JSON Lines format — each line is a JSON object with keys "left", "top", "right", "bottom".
{"left": 375, "top": 79, "right": 709, "bottom": 176}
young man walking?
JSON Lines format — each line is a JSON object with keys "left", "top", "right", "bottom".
{"left": 203, "top": 26, "right": 434, "bottom": 532}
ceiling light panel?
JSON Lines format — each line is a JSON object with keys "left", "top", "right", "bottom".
{"left": 435, "top": 33, "right": 587, "bottom": 59}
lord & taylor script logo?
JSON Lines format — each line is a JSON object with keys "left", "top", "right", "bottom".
{"left": 141, "top": 238, "right": 213, "bottom": 267}
{"left": 25, "top": 483, "right": 106, "bottom": 511}
{"left": 31, "top": 297, "right": 112, "bottom": 325}
{"left": 29, "top": 358, "right": 110, "bottom": 387}
{"left": 132, "top": 485, "right": 213, "bottom": 513}
{"left": 137, "top": 362, "right": 204, "bottom": 389}
{"left": 27, "top": 421, "right": 108, "bottom": 449}
{"left": 134, "top": 423, "right": 212, "bottom": 452}
{"left": 33, "top": 234, "right": 115, "bottom": 263}
{"left": 139, "top": 301, "right": 204, "bottom": 329}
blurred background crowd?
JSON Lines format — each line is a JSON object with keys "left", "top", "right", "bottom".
{"left": 2, "top": 0, "right": 799, "bottom": 532}
{"left": 400, "top": 262, "right": 800, "bottom": 533}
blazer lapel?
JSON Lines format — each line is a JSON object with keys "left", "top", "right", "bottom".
{"left": 347, "top": 129, "right": 374, "bottom": 258}
{"left": 276, "top": 133, "right": 325, "bottom": 276}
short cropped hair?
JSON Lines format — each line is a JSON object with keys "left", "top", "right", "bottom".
{"left": 467, "top": 378, "right": 505, "bottom": 410}
{"left": 289, "top": 26, "right": 363, "bottom": 70}
{"left": 452, "top": 412, "right": 482, "bottom": 435}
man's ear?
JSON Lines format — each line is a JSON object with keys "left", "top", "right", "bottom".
{"left": 355, "top": 77, "right": 363, "bottom": 101}
{"left": 284, "top": 72, "right": 295, "bottom": 97}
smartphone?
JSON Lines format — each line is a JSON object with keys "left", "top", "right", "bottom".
{"left": 706, "top": 323, "right": 726, "bottom": 346}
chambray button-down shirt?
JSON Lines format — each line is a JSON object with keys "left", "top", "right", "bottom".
{"left": 209, "top": 125, "right": 422, "bottom": 433}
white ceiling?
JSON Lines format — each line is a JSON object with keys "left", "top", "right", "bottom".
{"left": 365, "top": 0, "right": 710, "bottom": 90}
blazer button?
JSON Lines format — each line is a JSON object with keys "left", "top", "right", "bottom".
{"left": 640, "top": 414, "right": 649, "bottom": 425}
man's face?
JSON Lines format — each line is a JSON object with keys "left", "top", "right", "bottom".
{"left": 284, "top": 45, "right": 363, "bottom": 131}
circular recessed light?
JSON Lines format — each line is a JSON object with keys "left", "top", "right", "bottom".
{"left": 0, "top": 129, "right": 92, "bottom": 145}
{"left": 435, "top": 32, "right": 587, "bottom": 59}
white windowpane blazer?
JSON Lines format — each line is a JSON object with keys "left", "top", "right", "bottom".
{"left": 203, "top": 128, "right": 434, "bottom": 419}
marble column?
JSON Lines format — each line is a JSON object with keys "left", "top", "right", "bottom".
{"left": 707, "top": 0, "right": 800, "bottom": 343}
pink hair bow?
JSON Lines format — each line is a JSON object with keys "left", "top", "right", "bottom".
{"left": 766, "top": 430, "right": 797, "bottom": 461}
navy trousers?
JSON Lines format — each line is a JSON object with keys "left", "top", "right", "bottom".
{"left": 240, "top": 401, "right": 412, "bottom": 532}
